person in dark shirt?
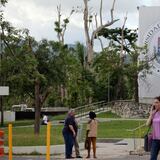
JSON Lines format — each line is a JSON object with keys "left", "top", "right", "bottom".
{"left": 62, "top": 109, "right": 77, "bottom": 159}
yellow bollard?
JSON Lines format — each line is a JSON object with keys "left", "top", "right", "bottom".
{"left": 46, "top": 122, "right": 51, "bottom": 160}
{"left": 8, "top": 124, "right": 12, "bottom": 160}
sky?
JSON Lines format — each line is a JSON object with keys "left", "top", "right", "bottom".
{"left": 2, "top": 0, "right": 160, "bottom": 51}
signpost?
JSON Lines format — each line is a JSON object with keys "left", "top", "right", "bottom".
{"left": 0, "top": 86, "right": 9, "bottom": 126}
{"left": 0, "top": 86, "right": 9, "bottom": 96}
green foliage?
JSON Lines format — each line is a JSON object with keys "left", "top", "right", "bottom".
{"left": 63, "top": 18, "right": 69, "bottom": 24}
{"left": 1, "top": 0, "right": 8, "bottom": 6}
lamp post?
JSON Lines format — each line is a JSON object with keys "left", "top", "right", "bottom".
{"left": 107, "top": 72, "right": 110, "bottom": 103}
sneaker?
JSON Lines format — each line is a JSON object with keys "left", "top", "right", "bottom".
{"left": 76, "top": 155, "right": 83, "bottom": 158}
{"left": 66, "top": 156, "right": 75, "bottom": 159}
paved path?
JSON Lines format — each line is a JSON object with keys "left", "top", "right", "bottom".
{"left": 3, "top": 139, "right": 159, "bottom": 160}
{"left": 1, "top": 155, "right": 153, "bottom": 160}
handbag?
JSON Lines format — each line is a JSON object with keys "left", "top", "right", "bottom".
{"left": 144, "top": 127, "right": 152, "bottom": 152}
{"left": 84, "top": 138, "right": 89, "bottom": 149}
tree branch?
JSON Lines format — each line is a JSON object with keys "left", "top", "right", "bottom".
{"left": 100, "top": 0, "right": 103, "bottom": 25}
{"left": 83, "top": 0, "right": 91, "bottom": 44}
{"left": 120, "top": 13, "right": 127, "bottom": 59}
{"left": 111, "top": 0, "right": 116, "bottom": 21}
{"left": 41, "top": 87, "right": 52, "bottom": 105}
{"left": 91, "top": 19, "right": 119, "bottom": 46}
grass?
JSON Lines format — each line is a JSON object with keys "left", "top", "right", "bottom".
{"left": 3, "top": 120, "right": 34, "bottom": 127}
{"left": 50, "top": 114, "right": 66, "bottom": 121}
{"left": 49, "top": 111, "right": 120, "bottom": 120}
{"left": 97, "top": 111, "right": 120, "bottom": 118}
{"left": 4, "top": 125, "right": 64, "bottom": 146}
{"left": 50, "top": 111, "right": 120, "bottom": 120}
{"left": 3, "top": 119, "right": 148, "bottom": 146}
{"left": 98, "top": 120, "right": 147, "bottom": 138}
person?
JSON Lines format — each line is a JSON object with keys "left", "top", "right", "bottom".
{"left": 146, "top": 96, "right": 160, "bottom": 160}
{"left": 41, "top": 114, "right": 48, "bottom": 125}
{"left": 74, "top": 119, "right": 82, "bottom": 158}
{"left": 86, "top": 111, "right": 98, "bottom": 159}
{"left": 62, "top": 109, "right": 77, "bottom": 159}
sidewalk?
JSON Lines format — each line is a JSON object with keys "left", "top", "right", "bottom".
{"left": 3, "top": 138, "right": 153, "bottom": 160}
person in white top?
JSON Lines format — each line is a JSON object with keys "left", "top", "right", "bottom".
{"left": 42, "top": 115, "right": 48, "bottom": 125}
{"left": 86, "top": 111, "right": 98, "bottom": 159}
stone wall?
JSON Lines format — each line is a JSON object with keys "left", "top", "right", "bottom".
{"left": 109, "top": 100, "right": 151, "bottom": 118}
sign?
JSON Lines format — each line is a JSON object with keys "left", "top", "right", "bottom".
{"left": 0, "top": 86, "right": 9, "bottom": 96}
{"left": 143, "top": 22, "right": 160, "bottom": 72}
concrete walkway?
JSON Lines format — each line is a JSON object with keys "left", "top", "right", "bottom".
{"left": 3, "top": 138, "right": 157, "bottom": 160}
{"left": 2, "top": 118, "right": 151, "bottom": 159}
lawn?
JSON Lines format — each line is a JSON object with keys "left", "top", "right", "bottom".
{"left": 4, "top": 125, "right": 64, "bottom": 146}
{"left": 97, "top": 111, "right": 120, "bottom": 118}
{"left": 50, "top": 111, "right": 120, "bottom": 120}
{"left": 3, "top": 119, "right": 148, "bottom": 146}
{"left": 98, "top": 120, "right": 147, "bottom": 138}
{"left": 3, "top": 120, "right": 34, "bottom": 127}
{"left": 50, "top": 114, "right": 66, "bottom": 121}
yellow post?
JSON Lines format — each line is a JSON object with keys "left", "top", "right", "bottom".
{"left": 8, "top": 124, "right": 12, "bottom": 160}
{"left": 46, "top": 122, "right": 51, "bottom": 160}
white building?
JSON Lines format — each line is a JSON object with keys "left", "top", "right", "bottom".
{"left": 138, "top": 6, "right": 160, "bottom": 103}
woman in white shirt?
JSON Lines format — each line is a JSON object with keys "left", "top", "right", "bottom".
{"left": 86, "top": 111, "right": 98, "bottom": 159}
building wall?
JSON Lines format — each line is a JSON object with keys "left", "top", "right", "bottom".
{"left": 138, "top": 6, "right": 160, "bottom": 103}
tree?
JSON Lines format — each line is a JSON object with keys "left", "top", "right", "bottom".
{"left": 54, "top": 5, "right": 74, "bottom": 45}
{"left": 54, "top": 5, "right": 75, "bottom": 104}
{"left": 98, "top": 28, "right": 153, "bottom": 102}
{"left": 93, "top": 43, "right": 121, "bottom": 101}
{"left": 83, "top": 0, "right": 118, "bottom": 66}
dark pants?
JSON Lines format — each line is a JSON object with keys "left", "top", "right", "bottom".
{"left": 150, "top": 139, "right": 160, "bottom": 160}
{"left": 87, "top": 137, "right": 97, "bottom": 158}
{"left": 62, "top": 131, "right": 74, "bottom": 158}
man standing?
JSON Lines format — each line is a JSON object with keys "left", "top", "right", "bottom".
{"left": 74, "top": 118, "right": 82, "bottom": 158}
{"left": 62, "top": 109, "right": 77, "bottom": 159}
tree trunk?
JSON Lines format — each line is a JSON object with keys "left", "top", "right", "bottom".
{"left": 34, "top": 79, "right": 41, "bottom": 135}
{"left": 87, "top": 43, "right": 94, "bottom": 66}
{"left": 115, "top": 75, "right": 124, "bottom": 100}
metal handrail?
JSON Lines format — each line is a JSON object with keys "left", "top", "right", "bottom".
{"left": 127, "top": 123, "right": 146, "bottom": 132}
{"left": 126, "top": 122, "right": 147, "bottom": 151}
{"left": 75, "top": 101, "right": 108, "bottom": 118}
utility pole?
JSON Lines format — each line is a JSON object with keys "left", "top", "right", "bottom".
{"left": 107, "top": 73, "right": 110, "bottom": 103}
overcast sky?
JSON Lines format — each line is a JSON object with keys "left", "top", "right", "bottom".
{"left": 2, "top": 0, "right": 160, "bottom": 50}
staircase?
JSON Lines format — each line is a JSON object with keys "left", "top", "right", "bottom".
{"left": 75, "top": 101, "right": 110, "bottom": 119}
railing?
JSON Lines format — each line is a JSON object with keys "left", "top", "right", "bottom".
{"left": 75, "top": 101, "right": 109, "bottom": 118}
{"left": 127, "top": 122, "right": 148, "bottom": 152}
